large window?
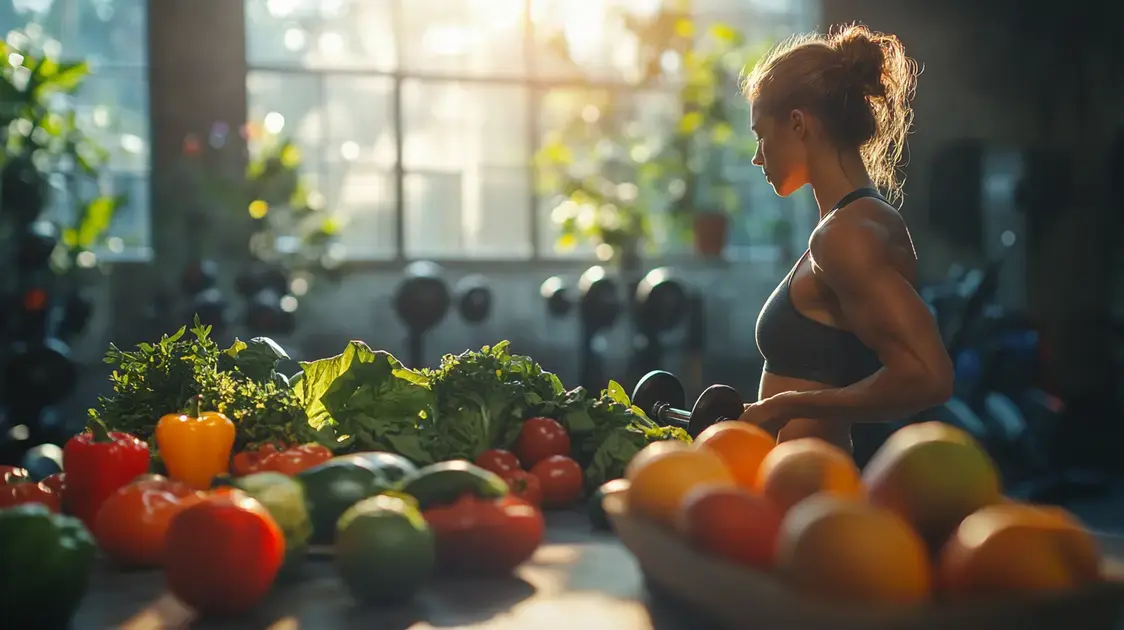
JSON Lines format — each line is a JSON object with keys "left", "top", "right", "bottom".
{"left": 244, "top": 0, "right": 819, "bottom": 261}
{"left": 2, "top": 0, "right": 151, "bottom": 260}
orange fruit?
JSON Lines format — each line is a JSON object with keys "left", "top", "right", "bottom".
{"left": 777, "top": 495, "right": 932, "bottom": 604}
{"left": 755, "top": 438, "right": 862, "bottom": 515}
{"left": 678, "top": 485, "right": 782, "bottom": 569}
{"left": 625, "top": 439, "right": 688, "bottom": 481}
{"left": 692, "top": 421, "right": 775, "bottom": 491}
{"left": 628, "top": 448, "right": 735, "bottom": 526}
{"left": 937, "top": 502, "right": 1102, "bottom": 596}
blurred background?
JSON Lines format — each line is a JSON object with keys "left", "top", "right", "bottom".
{"left": 2, "top": 0, "right": 1124, "bottom": 518}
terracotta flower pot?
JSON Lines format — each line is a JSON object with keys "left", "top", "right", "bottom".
{"left": 693, "top": 212, "right": 729, "bottom": 258}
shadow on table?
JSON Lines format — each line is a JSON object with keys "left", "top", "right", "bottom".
{"left": 279, "top": 564, "right": 538, "bottom": 629}
{"left": 107, "top": 564, "right": 537, "bottom": 630}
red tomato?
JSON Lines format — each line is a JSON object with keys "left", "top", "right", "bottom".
{"left": 0, "top": 480, "right": 61, "bottom": 512}
{"left": 423, "top": 494, "right": 545, "bottom": 575}
{"left": 474, "top": 449, "right": 522, "bottom": 476}
{"left": 95, "top": 475, "right": 202, "bottom": 568}
{"left": 502, "top": 470, "right": 543, "bottom": 507}
{"left": 513, "top": 417, "right": 571, "bottom": 468}
{"left": 530, "top": 455, "right": 584, "bottom": 509}
{"left": 163, "top": 490, "right": 285, "bottom": 617}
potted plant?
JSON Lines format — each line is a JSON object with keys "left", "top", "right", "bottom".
{"left": 655, "top": 21, "right": 763, "bottom": 259}
{"left": 534, "top": 8, "right": 765, "bottom": 262}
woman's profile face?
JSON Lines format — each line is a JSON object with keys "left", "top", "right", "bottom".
{"left": 750, "top": 99, "right": 809, "bottom": 197}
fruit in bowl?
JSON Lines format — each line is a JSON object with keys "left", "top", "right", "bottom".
{"left": 863, "top": 421, "right": 1002, "bottom": 552}
{"left": 938, "top": 501, "right": 1102, "bottom": 596}
{"left": 776, "top": 494, "right": 932, "bottom": 604}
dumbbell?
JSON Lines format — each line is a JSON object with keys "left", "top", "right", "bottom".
{"left": 394, "top": 261, "right": 451, "bottom": 367}
{"left": 631, "top": 370, "right": 744, "bottom": 438}
{"left": 455, "top": 274, "right": 492, "bottom": 325}
{"left": 540, "top": 276, "right": 572, "bottom": 317}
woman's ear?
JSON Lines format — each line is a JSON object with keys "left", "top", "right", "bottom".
{"left": 789, "top": 108, "right": 807, "bottom": 140}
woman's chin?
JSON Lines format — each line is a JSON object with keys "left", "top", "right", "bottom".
{"left": 770, "top": 181, "right": 795, "bottom": 197}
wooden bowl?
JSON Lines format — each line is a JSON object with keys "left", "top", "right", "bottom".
{"left": 603, "top": 491, "right": 1124, "bottom": 630}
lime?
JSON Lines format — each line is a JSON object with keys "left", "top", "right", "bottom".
{"left": 334, "top": 495, "right": 435, "bottom": 604}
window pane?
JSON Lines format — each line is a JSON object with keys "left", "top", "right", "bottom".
{"left": 400, "top": 0, "right": 526, "bottom": 77}
{"left": 74, "top": 69, "right": 149, "bottom": 173}
{"left": 46, "top": 171, "right": 150, "bottom": 255}
{"left": 321, "top": 75, "right": 395, "bottom": 168}
{"left": 103, "top": 171, "right": 150, "bottom": 252}
{"left": 3, "top": 0, "right": 145, "bottom": 66}
{"left": 401, "top": 81, "right": 528, "bottom": 170}
{"left": 244, "top": 0, "right": 396, "bottom": 70}
{"left": 404, "top": 168, "right": 531, "bottom": 259}
{"left": 536, "top": 87, "right": 681, "bottom": 257}
{"left": 246, "top": 71, "right": 324, "bottom": 141}
{"left": 324, "top": 161, "right": 396, "bottom": 259}
{"left": 401, "top": 81, "right": 530, "bottom": 258}
{"left": 529, "top": 0, "right": 665, "bottom": 83}
{"left": 66, "top": 0, "right": 147, "bottom": 67}
{"left": 5, "top": 1, "right": 151, "bottom": 256}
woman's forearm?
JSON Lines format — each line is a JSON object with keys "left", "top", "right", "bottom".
{"left": 769, "top": 366, "right": 952, "bottom": 424}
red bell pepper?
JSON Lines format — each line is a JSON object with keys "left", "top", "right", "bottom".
{"left": 62, "top": 418, "right": 150, "bottom": 529}
{"left": 422, "top": 494, "right": 544, "bottom": 575}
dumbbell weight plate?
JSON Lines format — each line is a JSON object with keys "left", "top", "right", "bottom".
{"left": 688, "top": 384, "right": 744, "bottom": 437}
{"left": 631, "top": 370, "right": 686, "bottom": 420}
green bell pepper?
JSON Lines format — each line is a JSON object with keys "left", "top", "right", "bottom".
{"left": 0, "top": 504, "right": 97, "bottom": 629}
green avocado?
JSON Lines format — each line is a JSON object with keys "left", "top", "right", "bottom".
{"left": 397, "top": 460, "right": 508, "bottom": 510}
{"left": 335, "top": 495, "right": 435, "bottom": 605}
{"left": 296, "top": 458, "right": 397, "bottom": 545}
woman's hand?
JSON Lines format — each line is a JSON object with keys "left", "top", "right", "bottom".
{"left": 737, "top": 394, "right": 795, "bottom": 435}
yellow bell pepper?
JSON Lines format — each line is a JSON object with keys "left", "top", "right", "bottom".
{"left": 156, "top": 396, "right": 236, "bottom": 490}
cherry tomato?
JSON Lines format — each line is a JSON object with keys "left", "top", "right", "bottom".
{"left": 231, "top": 443, "right": 281, "bottom": 477}
{"left": 0, "top": 480, "right": 61, "bottom": 512}
{"left": 423, "top": 493, "right": 545, "bottom": 575}
{"left": 94, "top": 475, "right": 202, "bottom": 568}
{"left": 502, "top": 469, "right": 543, "bottom": 507}
{"left": 259, "top": 443, "right": 333, "bottom": 477}
{"left": 0, "top": 466, "right": 28, "bottom": 484}
{"left": 474, "top": 449, "right": 522, "bottom": 476}
{"left": 513, "top": 417, "right": 571, "bottom": 468}
{"left": 41, "top": 472, "right": 65, "bottom": 496}
{"left": 164, "top": 489, "right": 285, "bottom": 617}
{"left": 530, "top": 455, "right": 584, "bottom": 509}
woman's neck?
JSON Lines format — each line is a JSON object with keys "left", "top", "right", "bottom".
{"left": 807, "top": 148, "right": 874, "bottom": 219}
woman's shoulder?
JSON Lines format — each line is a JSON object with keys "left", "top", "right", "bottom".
{"left": 809, "top": 198, "right": 916, "bottom": 279}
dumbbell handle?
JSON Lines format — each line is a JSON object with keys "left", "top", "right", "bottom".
{"left": 651, "top": 401, "right": 738, "bottom": 431}
{"left": 650, "top": 402, "right": 693, "bottom": 429}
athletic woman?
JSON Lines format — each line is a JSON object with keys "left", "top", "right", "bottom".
{"left": 737, "top": 23, "right": 954, "bottom": 455}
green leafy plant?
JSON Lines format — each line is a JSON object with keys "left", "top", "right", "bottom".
{"left": 534, "top": 6, "right": 767, "bottom": 258}
{"left": 173, "top": 125, "right": 341, "bottom": 276}
{"left": 0, "top": 26, "right": 124, "bottom": 262}
{"left": 89, "top": 317, "right": 323, "bottom": 453}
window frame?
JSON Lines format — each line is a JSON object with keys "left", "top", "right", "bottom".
{"left": 242, "top": 0, "right": 818, "bottom": 267}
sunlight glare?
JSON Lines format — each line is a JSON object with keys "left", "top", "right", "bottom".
{"left": 471, "top": 0, "right": 524, "bottom": 29}
{"left": 422, "top": 26, "right": 471, "bottom": 57}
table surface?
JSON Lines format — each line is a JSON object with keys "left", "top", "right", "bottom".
{"left": 76, "top": 509, "right": 689, "bottom": 630}
{"left": 76, "top": 512, "right": 1124, "bottom": 630}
